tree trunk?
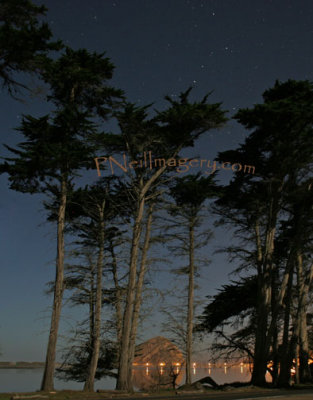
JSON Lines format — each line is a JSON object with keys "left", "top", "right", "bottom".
{"left": 116, "top": 194, "right": 145, "bottom": 391}
{"left": 127, "top": 203, "right": 154, "bottom": 389}
{"left": 41, "top": 178, "right": 67, "bottom": 391}
{"left": 299, "top": 310, "right": 312, "bottom": 383}
{"left": 297, "top": 255, "right": 312, "bottom": 383}
{"left": 301, "top": 314, "right": 312, "bottom": 380}
{"left": 295, "top": 344, "right": 300, "bottom": 384}
{"left": 89, "top": 260, "right": 95, "bottom": 353}
{"left": 251, "top": 227, "right": 275, "bottom": 386}
{"left": 110, "top": 240, "right": 123, "bottom": 366}
{"left": 271, "top": 268, "right": 279, "bottom": 385}
{"left": 115, "top": 160, "right": 169, "bottom": 391}
{"left": 287, "top": 315, "right": 300, "bottom": 387}
{"left": 84, "top": 202, "right": 105, "bottom": 391}
{"left": 85, "top": 258, "right": 95, "bottom": 373}
{"left": 261, "top": 248, "right": 296, "bottom": 387}
{"left": 279, "top": 255, "right": 313, "bottom": 387}
{"left": 185, "top": 220, "right": 195, "bottom": 385}
{"left": 252, "top": 187, "right": 281, "bottom": 386}
{"left": 277, "top": 262, "right": 294, "bottom": 387}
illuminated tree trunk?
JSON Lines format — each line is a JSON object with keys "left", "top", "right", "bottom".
{"left": 116, "top": 195, "right": 145, "bottom": 391}
{"left": 127, "top": 203, "right": 154, "bottom": 389}
{"left": 185, "top": 220, "right": 195, "bottom": 385}
{"left": 271, "top": 268, "right": 279, "bottom": 385}
{"left": 84, "top": 202, "right": 105, "bottom": 391}
{"left": 41, "top": 177, "right": 67, "bottom": 391}
{"left": 252, "top": 187, "right": 282, "bottom": 387}
{"left": 109, "top": 240, "right": 123, "bottom": 364}
{"left": 277, "top": 261, "right": 294, "bottom": 387}
{"left": 251, "top": 218, "right": 276, "bottom": 386}
{"left": 116, "top": 169, "right": 166, "bottom": 391}
{"left": 89, "top": 261, "right": 95, "bottom": 353}
{"left": 297, "top": 255, "right": 312, "bottom": 383}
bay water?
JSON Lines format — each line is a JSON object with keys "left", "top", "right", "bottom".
{"left": 0, "top": 365, "right": 254, "bottom": 393}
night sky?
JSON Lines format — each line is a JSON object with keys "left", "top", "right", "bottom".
{"left": 1, "top": 0, "right": 313, "bottom": 362}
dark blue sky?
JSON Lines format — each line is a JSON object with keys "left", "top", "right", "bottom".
{"left": 1, "top": 0, "right": 313, "bottom": 361}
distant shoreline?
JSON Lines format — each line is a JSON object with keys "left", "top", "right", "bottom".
{"left": 0, "top": 362, "right": 63, "bottom": 369}
{"left": 0, "top": 361, "right": 248, "bottom": 369}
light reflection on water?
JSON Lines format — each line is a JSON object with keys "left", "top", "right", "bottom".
{"left": 132, "top": 365, "right": 252, "bottom": 391}
{"left": 0, "top": 366, "right": 252, "bottom": 393}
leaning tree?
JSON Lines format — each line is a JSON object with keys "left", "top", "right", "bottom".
{"left": 0, "top": 47, "right": 123, "bottom": 391}
{"left": 102, "top": 89, "right": 228, "bottom": 391}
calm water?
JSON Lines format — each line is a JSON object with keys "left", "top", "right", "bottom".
{"left": 0, "top": 366, "right": 252, "bottom": 393}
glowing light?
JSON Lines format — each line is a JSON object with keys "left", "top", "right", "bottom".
{"left": 193, "top": 362, "right": 196, "bottom": 367}
{"left": 146, "top": 362, "right": 149, "bottom": 366}
{"left": 159, "top": 362, "right": 165, "bottom": 366}
{"left": 240, "top": 361, "right": 244, "bottom": 373}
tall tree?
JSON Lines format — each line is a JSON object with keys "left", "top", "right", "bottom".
{"left": 67, "top": 180, "right": 126, "bottom": 392}
{"left": 166, "top": 173, "right": 217, "bottom": 384}
{"left": 109, "top": 89, "right": 227, "bottom": 391}
{"left": 215, "top": 79, "right": 313, "bottom": 386}
{"left": 67, "top": 182, "right": 115, "bottom": 392}
{"left": 0, "top": 47, "right": 123, "bottom": 391}
{"left": 276, "top": 179, "right": 313, "bottom": 385}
